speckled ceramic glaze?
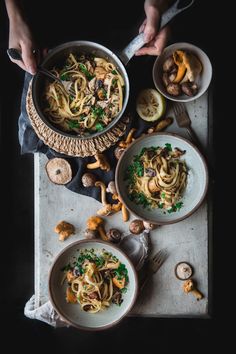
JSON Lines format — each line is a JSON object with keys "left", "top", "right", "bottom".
{"left": 115, "top": 132, "right": 208, "bottom": 225}
{"left": 152, "top": 42, "right": 212, "bottom": 103}
{"left": 49, "top": 239, "right": 138, "bottom": 330}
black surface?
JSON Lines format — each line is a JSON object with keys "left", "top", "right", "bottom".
{"left": 0, "top": 0, "right": 228, "bottom": 351}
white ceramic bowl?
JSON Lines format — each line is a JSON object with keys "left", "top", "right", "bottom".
{"left": 152, "top": 42, "right": 212, "bottom": 102}
{"left": 49, "top": 239, "right": 138, "bottom": 330}
{"left": 116, "top": 132, "right": 208, "bottom": 225}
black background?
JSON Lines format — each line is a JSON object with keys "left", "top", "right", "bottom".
{"left": 0, "top": 0, "right": 228, "bottom": 352}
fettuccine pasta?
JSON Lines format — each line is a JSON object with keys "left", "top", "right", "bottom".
{"left": 62, "top": 248, "right": 129, "bottom": 313}
{"left": 44, "top": 53, "right": 125, "bottom": 136}
{"left": 126, "top": 144, "right": 188, "bottom": 213}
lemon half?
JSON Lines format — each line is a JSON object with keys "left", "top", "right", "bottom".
{"left": 136, "top": 88, "right": 166, "bottom": 122}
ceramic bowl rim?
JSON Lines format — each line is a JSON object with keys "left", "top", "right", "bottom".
{"left": 152, "top": 42, "right": 213, "bottom": 103}
{"left": 115, "top": 132, "right": 209, "bottom": 225}
{"left": 48, "top": 239, "right": 139, "bottom": 331}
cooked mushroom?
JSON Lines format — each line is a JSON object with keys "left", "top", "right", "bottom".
{"left": 118, "top": 128, "right": 136, "bottom": 149}
{"left": 112, "top": 194, "right": 129, "bottom": 222}
{"left": 87, "top": 153, "right": 110, "bottom": 171}
{"left": 45, "top": 158, "right": 72, "bottom": 185}
{"left": 84, "top": 229, "right": 98, "bottom": 239}
{"left": 81, "top": 173, "right": 97, "bottom": 187}
{"left": 54, "top": 221, "right": 75, "bottom": 241}
{"left": 95, "top": 181, "right": 122, "bottom": 216}
{"left": 114, "top": 146, "right": 125, "bottom": 160}
{"left": 106, "top": 181, "right": 117, "bottom": 194}
{"left": 166, "top": 83, "right": 181, "bottom": 96}
{"left": 86, "top": 216, "right": 107, "bottom": 241}
{"left": 181, "top": 82, "right": 198, "bottom": 96}
{"left": 129, "top": 219, "right": 145, "bottom": 234}
{"left": 143, "top": 221, "right": 157, "bottom": 230}
{"left": 181, "top": 51, "right": 202, "bottom": 83}
{"left": 162, "top": 56, "right": 176, "bottom": 72}
{"left": 162, "top": 72, "right": 170, "bottom": 87}
{"left": 106, "top": 229, "right": 122, "bottom": 243}
{"left": 183, "top": 279, "right": 203, "bottom": 300}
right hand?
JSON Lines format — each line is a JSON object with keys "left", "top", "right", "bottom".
{"left": 8, "top": 15, "right": 37, "bottom": 74}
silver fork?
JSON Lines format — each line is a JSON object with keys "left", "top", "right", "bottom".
{"left": 173, "top": 102, "right": 201, "bottom": 146}
{"left": 7, "top": 48, "right": 76, "bottom": 97}
{"left": 139, "top": 248, "right": 168, "bottom": 292}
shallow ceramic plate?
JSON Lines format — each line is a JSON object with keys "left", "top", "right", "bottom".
{"left": 152, "top": 42, "right": 212, "bottom": 102}
{"left": 115, "top": 132, "right": 208, "bottom": 225}
{"left": 49, "top": 239, "right": 138, "bottom": 330}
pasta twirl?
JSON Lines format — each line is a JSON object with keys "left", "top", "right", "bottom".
{"left": 62, "top": 248, "right": 129, "bottom": 313}
{"left": 125, "top": 144, "right": 188, "bottom": 213}
{"left": 44, "top": 53, "right": 125, "bottom": 136}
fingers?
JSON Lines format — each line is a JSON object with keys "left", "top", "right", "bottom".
{"left": 21, "top": 42, "right": 37, "bottom": 75}
{"left": 143, "top": 4, "right": 160, "bottom": 42}
{"left": 135, "top": 26, "right": 170, "bottom": 56}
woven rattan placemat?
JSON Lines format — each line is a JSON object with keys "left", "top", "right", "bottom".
{"left": 26, "top": 83, "right": 130, "bottom": 157}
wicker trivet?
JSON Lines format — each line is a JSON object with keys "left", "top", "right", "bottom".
{"left": 26, "top": 84, "right": 130, "bottom": 157}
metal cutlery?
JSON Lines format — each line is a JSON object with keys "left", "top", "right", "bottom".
{"left": 7, "top": 48, "right": 76, "bottom": 97}
{"left": 139, "top": 248, "right": 168, "bottom": 292}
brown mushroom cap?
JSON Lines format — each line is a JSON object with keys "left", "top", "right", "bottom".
{"left": 45, "top": 158, "right": 72, "bottom": 185}
{"left": 82, "top": 173, "right": 97, "bottom": 187}
{"left": 129, "top": 219, "right": 145, "bottom": 235}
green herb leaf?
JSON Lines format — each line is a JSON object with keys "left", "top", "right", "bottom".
{"left": 161, "top": 192, "right": 166, "bottom": 198}
{"left": 111, "top": 70, "right": 118, "bottom": 75}
{"left": 79, "top": 63, "right": 94, "bottom": 81}
{"left": 60, "top": 73, "right": 70, "bottom": 81}
{"left": 165, "top": 143, "right": 172, "bottom": 151}
{"left": 91, "top": 106, "right": 104, "bottom": 118}
{"left": 95, "top": 122, "right": 104, "bottom": 132}
{"left": 67, "top": 120, "right": 80, "bottom": 129}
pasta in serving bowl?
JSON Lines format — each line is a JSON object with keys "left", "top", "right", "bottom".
{"left": 116, "top": 132, "right": 208, "bottom": 225}
{"left": 32, "top": 41, "right": 130, "bottom": 140}
{"left": 49, "top": 240, "right": 138, "bottom": 330}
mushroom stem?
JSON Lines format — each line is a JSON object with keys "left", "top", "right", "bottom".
{"left": 95, "top": 181, "right": 107, "bottom": 205}
{"left": 87, "top": 154, "right": 110, "bottom": 171}
{"left": 191, "top": 289, "right": 203, "bottom": 301}
{"left": 119, "top": 128, "right": 136, "bottom": 148}
{"left": 122, "top": 204, "right": 129, "bottom": 222}
{"left": 98, "top": 226, "right": 108, "bottom": 241}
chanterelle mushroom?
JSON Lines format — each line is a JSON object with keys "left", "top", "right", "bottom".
{"left": 46, "top": 158, "right": 72, "bottom": 185}
{"left": 118, "top": 128, "right": 136, "bottom": 149}
{"left": 95, "top": 181, "right": 122, "bottom": 216}
{"left": 54, "top": 221, "right": 75, "bottom": 241}
{"left": 86, "top": 216, "right": 107, "bottom": 241}
{"left": 183, "top": 279, "right": 203, "bottom": 300}
{"left": 87, "top": 153, "right": 110, "bottom": 171}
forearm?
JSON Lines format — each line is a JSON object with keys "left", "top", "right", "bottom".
{"left": 144, "top": 0, "right": 172, "bottom": 13}
{"left": 5, "top": 0, "right": 24, "bottom": 24}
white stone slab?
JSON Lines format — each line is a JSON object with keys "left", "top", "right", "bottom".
{"left": 34, "top": 92, "right": 211, "bottom": 316}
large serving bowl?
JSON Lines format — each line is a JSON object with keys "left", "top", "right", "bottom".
{"left": 32, "top": 41, "right": 130, "bottom": 139}
{"left": 115, "top": 132, "right": 208, "bottom": 225}
{"left": 152, "top": 42, "right": 212, "bottom": 103}
{"left": 49, "top": 239, "right": 138, "bottom": 330}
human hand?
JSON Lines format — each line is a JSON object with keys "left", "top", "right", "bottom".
{"left": 136, "top": 0, "right": 170, "bottom": 56}
{"left": 8, "top": 15, "right": 37, "bottom": 74}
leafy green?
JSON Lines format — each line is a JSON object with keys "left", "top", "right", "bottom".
{"left": 111, "top": 70, "right": 118, "bottom": 75}
{"left": 129, "top": 191, "right": 151, "bottom": 208}
{"left": 95, "top": 122, "right": 104, "bottom": 132}
{"left": 91, "top": 106, "right": 104, "bottom": 118}
{"left": 67, "top": 120, "right": 80, "bottom": 129}
{"left": 79, "top": 63, "right": 94, "bottom": 81}
{"left": 161, "top": 192, "right": 166, "bottom": 199}
{"left": 165, "top": 143, "right": 172, "bottom": 151}
{"left": 114, "top": 263, "right": 129, "bottom": 283}
{"left": 60, "top": 73, "right": 70, "bottom": 81}
{"left": 167, "top": 201, "right": 183, "bottom": 213}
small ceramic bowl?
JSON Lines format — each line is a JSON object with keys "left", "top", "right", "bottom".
{"left": 115, "top": 132, "right": 208, "bottom": 225}
{"left": 49, "top": 239, "right": 138, "bottom": 331}
{"left": 152, "top": 42, "right": 212, "bottom": 102}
